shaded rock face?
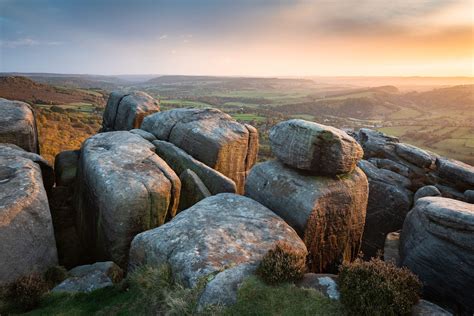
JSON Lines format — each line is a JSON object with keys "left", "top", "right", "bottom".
{"left": 465, "top": 190, "right": 474, "bottom": 204}
{"left": 54, "top": 150, "right": 80, "bottom": 187}
{"left": 129, "top": 194, "right": 306, "bottom": 301}
{"left": 0, "top": 98, "right": 39, "bottom": 153}
{"left": 101, "top": 91, "right": 160, "bottom": 132}
{"left": 414, "top": 185, "right": 441, "bottom": 203}
{"left": 153, "top": 140, "right": 236, "bottom": 195}
{"left": 358, "top": 160, "right": 413, "bottom": 259}
{"left": 0, "top": 155, "right": 57, "bottom": 285}
{"left": 436, "top": 158, "right": 474, "bottom": 192}
{"left": 411, "top": 300, "right": 452, "bottom": 316}
{"left": 269, "top": 119, "right": 363, "bottom": 175}
{"left": 75, "top": 131, "right": 180, "bottom": 268}
{"left": 245, "top": 160, "right": 368, "bottom": 272}
{"left": 141, "top": 108, "right": 258, "bottom": 193}
{"left": 178, "top": 169, "right": 211, "bottom": 212}
{"left": 400, "top": 197, "right": 474, "bottom": 312}
{"left": 52, "top": 261, "right": 123, "bottom": 293}
{"left": 0, "top": 143, "right": 54, "bottom": 193}
{"left": 383, "top": 231, "right": 400, "bottom": 266}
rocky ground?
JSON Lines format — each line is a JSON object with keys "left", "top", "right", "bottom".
{"left": 0, "top": 92, "right": 472, "bottom": 315}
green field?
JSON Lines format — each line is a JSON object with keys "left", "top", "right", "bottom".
{"left": 231, "top": 113, "right": 266, "bottom": 122}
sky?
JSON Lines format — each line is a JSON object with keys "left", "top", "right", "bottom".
{"left": 0, "top": 0, "right": 472, "bottom": 76}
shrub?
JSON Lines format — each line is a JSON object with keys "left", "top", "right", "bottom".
{"left": 256, "top": 241, "right": 307, "bottom": 285}
{"left": 43, "top": 266, "right": 68, "bottom": 288}
{"left": 338, "top": 257, "right": 422, "bottom": 316}
{"left": 4, "top": 273, "right": 49, "bottom": 312}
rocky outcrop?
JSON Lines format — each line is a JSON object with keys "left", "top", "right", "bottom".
{"left": 178, "top": 169, "right": 211, "bottom": 211}
{"left": 383, "top": 231, "right": 400, "bottom": 266}
{"left": 0, "top": 152, "right": 57, "bottom": 285}
{"left": 358, "top": 159, "right": 413, "bottom": 258}
{"left": 0, "top": 98, "right": 39, "bottom": 153}
{"left": 153, "top": 140, "right": 236, "bottom": 195}
{"left": 141, "top": 108, "right": 258, "bottom": 193}
{"left": 101, "top": 91, "right": 160, "bottom": 132}
{"left": 245, "top": 160, "right": 368, "bottom": 272}
{"left": 52, "top": 261, "right": 123, "bottom": 293}
{"left": 465, "top": 190, "right": 474, "bottom": 203}
{"left": 436, "top": 158, "right": 474, "bottom": 191}
{"left": 75, "top": 131, "right": 180, "bottom": 268}
{"left": 411, "top": 300, "right": 452, "bottom": 316}
{"left": 269, "top": 119, "right": 363, "bottom": 175}
{"left": 400, "top": 197, "right": 474, "bottom": 312}
{"left": 129, "top": 193, "right": 306, "bottom": 307}
{"left": 0, "top": 143, "right": 53, "bottom": 193}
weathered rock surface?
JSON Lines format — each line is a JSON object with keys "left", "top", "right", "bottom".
{"left": 52, "top": 262, "right": 123, "bottom": 293}
{"left": 130, "top": 128, "right": 157, "bottom": 142}
{"left": 411, "top": 300, "right": 453, "bottom": 316}
{"left": 142, "top": 108, "right": 257, "bottom": 193}
{"left": 101, "top": 91, "right": 160, "bottom": 132}
{"left": 269, "top": 119, "right": 363, "bottom": 175}
{"left": 178, "top": 169, "right": 211, "bottom": 211}
{"left": 296, "top": 273, "right": 340, "bottom": 300}
{"left": 0, "top": 143, "right": 54, "bottom": 192}
{"left": 129, "top": 193, "right": 306, "bottom": 306}
{"left": 383, "top": 231, "right": 400, "bottom": 266}
{"left": 245, "top": 160, "right": 368, "bottom": 272}
{"left": 395, "top": 143, "right": 435, "bottom": 169}
{"left": 153, "top": 140, "right": 236, "bottom": 195}
{"left": 356, "top": 128, "right": 399, "bottom": 158}
{"left": 54, "top": 150, "right": 80, "bottom": 187}
{"left": 436, "top": 158, "right": 474, "bottom": 191}
{"left": 358, "top": 160, "right": 413, "bottom": 258}
{"left": 414, "top": 185, "right": 441, "bottom": 203}
{"left": 0, "top": 155, "right": 57, "bottom": 285}
{"left": 0, "top": 98, "right": 39, "bottom": 153}
{"left": 400, "top": 197, "right": 474, "bottom": 312}
{"left": 75, "top": 131, "right": 180, "bottom": 268}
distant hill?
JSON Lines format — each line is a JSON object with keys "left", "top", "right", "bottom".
{"left": 0, "top": 76, "right": 107, "bottom": 106}
{"left": 407, "top": 84, "right": 474, "bottom": 110}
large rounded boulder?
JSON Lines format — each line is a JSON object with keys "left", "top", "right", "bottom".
{"left": 0, "top": 154, "right": 57, "bottom": 285}
{"left": 245, "top": 160, "right": 368, "bottom": 272}
{"left": 141, "top": 108, "right": 258, "bottom": 194}
{"left": 74, "top": 131, "right": 180, "bottom": 268}
{"left": 400, "top": 197, "right": 474, "bottom": 312}
{"left": 101, "top": 91, "right": 160, "bottom": 132}
{"left": 0, "top": 98, "right": 39, "bottom": 153}
{"left": 269, "top": 119, "right": 363, "bottom": 175}
{"left": 129, "top": 193, "right": 307, "bottom": 307}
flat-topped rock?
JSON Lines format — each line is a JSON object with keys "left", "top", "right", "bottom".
{"left": 245, "top": 160, "right": 368, "bottom": 272}
{"left": 102, "top": 91, "right": 160, "bottom": 132}
{"left": 0, "top": 155, "right": 57, "bottom": 285}
{"left": 357, "top": 128, "right": 399, "bottom": 158}
{"left": 75, "top": 131, "right": 180, "bottom": 268}
{"left": 395, "top": 143, "right": 435, "bottom": 169}
{"left": 269, "top": 119, "right": 363, "bottom": 175}
{"left": 0, "top": 98, "right": 39, "bottom": 153}
{"left": 400, "top": 197, "right": 474, "bottom": 312}
{"left": 129, "top": 194, "right": 306, "bottom": 306}
{"left": 142, "top": 108, "right": 258, "bottom": 194}
{"left": 52, "top": 261, "right": 123, "bottom": 293}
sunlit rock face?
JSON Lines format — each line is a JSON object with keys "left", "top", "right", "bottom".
{"left": 269, "top": 119, "right": 363, "bottom": 176}
{"left": 246, "top": 160, "right": 368, "bottom": 272}
{"left": 0, "top": 98, "right": 39, "bottom": 153}
{"left": 101, "top": 91, "right": 160, "bottom": 132}
{"left": 141, "top": 108, "right": 258, "bottom": 194}
{"left": 74, "top": 131, "right": 180, "bottom": 268}
{"left": 400, "top": 197, "right": 474, "bottom": 313}
{"left": 0, "top": 153, "right": 57, "bottom": 285}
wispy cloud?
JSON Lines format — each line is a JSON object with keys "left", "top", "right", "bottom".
{"left": 158, "top": 34, "right": 168, "bottom": 40}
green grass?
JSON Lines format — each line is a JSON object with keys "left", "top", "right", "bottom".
{"left": 388, "top": 107, "right": 423, "bottom": 120}
{"left": 161, "top": 99, "right": 212, "bottom": 108}
{"left": 223, "top": 277, "right": 345, "bottom": 316}
{"left": 12, "top": 268, "right": 345, "bottom": 316}
{"left": 231, "top": 114, "right": 266, "bottom": 122}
